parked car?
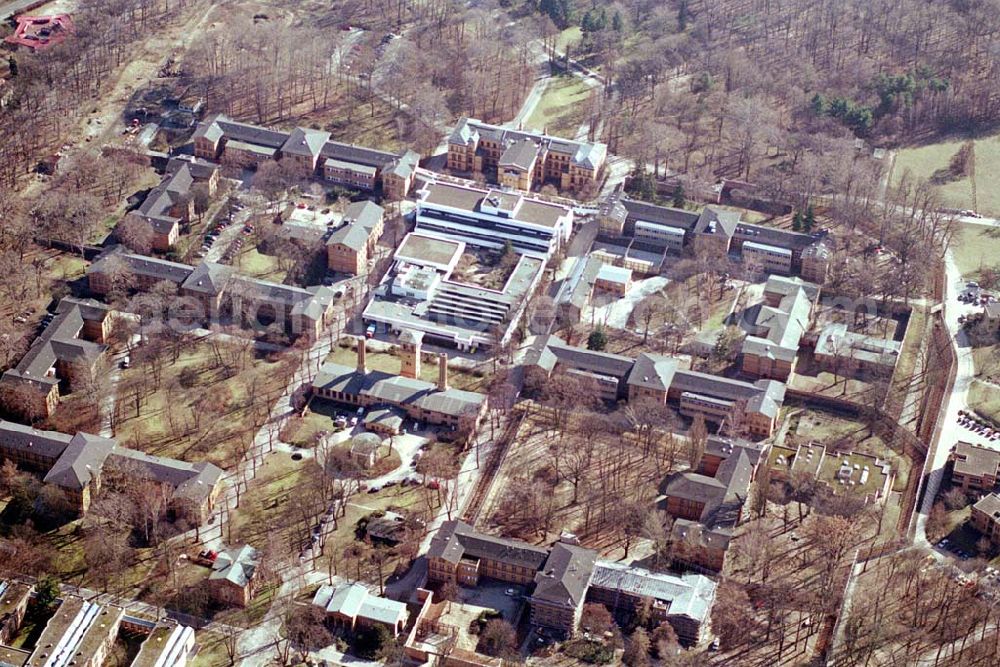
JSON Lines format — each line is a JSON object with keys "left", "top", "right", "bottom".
{"left": 366, "top": 323, "right": 377, "bottom": 339}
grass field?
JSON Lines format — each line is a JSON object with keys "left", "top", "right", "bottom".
{"left": 555, "top": 27, "right": 582, "bottom": 53}
{"left": 952, "top": 222, "right": 1000, "bottom": 279}
{"left": 893, "top": 133, "right": 1000, "bottom": 217}
{"left": 969, "top": 379, "right": 1000, "bottom": 424}
{"left": 115, "top": 339, "right": 288, "bottom": 467}
{"left": 525, "top": 75, "right": 593, "bottom": 139}
{"left": 234, "top": 247, "right": 286, "bottom": 283}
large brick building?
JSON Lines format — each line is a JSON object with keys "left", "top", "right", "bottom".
{"left": 662, "top": 437, "right": 769, "bottom": 572}
{"left": 447, "top": 118, "right": 606, "bottom": 192}
{"left": 192, "top": 114, "right": 418, "bottom": 200}
{"left": 524, "top": 335, "right": 787, "bottom": 438}
{"left": 598, "top": 194, "right": 832, "bottom": 283}
{"left": 0, "top": 420, "right": 222, "bottom": 520}
{"left": 0, "top": 297, "right": 116, "bottom": 419}
{"left": 325, "top": 200, "right": 384, "bottom": 275}
{"left": 426, "top": 521, "right": 716, "bottom": 645}
{"left": 87, "top": 249, "right": 338, "bottom": 342}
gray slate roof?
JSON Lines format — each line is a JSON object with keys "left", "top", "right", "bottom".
{"left": 533, "top": 542, "right": 596, "bottom": 608}
{"left": 210, "top": 544, "right": 260, "bottom": 587}
{"left": 314, "top": 362, "right": 485, "bottom": 419}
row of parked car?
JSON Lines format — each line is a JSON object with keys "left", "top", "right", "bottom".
{"left": 958, "top": 410, "right": 1000, "bottom": 441}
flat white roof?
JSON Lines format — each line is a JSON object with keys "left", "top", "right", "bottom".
{"left": 596, "top": 264, "right": 632, "bottom": 285}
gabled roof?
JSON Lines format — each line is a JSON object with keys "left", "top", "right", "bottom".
{"left": 499, "top": 139, "right": 539, "bottom": 171}
{"left": 314, "top": 362, "right": 486, "bottom": 418}
{"left": 42, "top": 433, "right": 116, "bottom": 491}
{"left": 693, "top": 207, "right": 741, "bottom": 239}
{"left": 282, "top": 127, "right": 331, "bottom": 158}
{"left": 182, "top": 261, "right": 234, "bottom": 296}
{"left": 532, "top": 542, "right": 596, "bottom": 608}
{"left": 326, "top": 223, "right": 371, "bottom": 252}
{"left": 428, "top": 520, "right": 549, "bottom": 569}
{"left": 628, "top": 353, "right": 679, "bottom": 392}
{"left": 343, "top": 200, "right": 384, "bottom": 230}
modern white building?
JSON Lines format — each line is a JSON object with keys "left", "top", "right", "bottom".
{"left": 414, "top": 182, "right": 573, "bottom": 259}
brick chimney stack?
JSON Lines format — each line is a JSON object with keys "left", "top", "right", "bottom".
{"left": 438, "top": 353, "right": 449, "bottom": 391}
{"left": 357, "top": 336, "right": 367, "bottom": 374}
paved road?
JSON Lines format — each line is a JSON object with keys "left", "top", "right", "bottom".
{"left": 0, "top": 0, "right": 44, "bottom": 20}
{"left": 913, "top": 253, "right": 978, "bottom": 549}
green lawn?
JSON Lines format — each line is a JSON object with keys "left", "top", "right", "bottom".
{"left": 969, "top": 379, "right": 1000, "bottom": 424}
{"left": 952, "top": 222, "right": 1000, "bottom": 279}
{"left": 281, "top": 401, "right": 342, "bottom": 448}
{"left": 894, "top": 132, "right": 1000, "bottom": 217}
{"left": 234, "top": 247, "right": 286, "bottom": 283}
{"left": 525, "top": 75, "right": 593, "bottom": 139}
{"left": 555, "top": 26, "right": 582, "bottom": 53}
{"left": 973, "top": 344, "right": 1000, "bottom": 378}
{"left": 115, "top": 339, "right": 287, "bottom": 467}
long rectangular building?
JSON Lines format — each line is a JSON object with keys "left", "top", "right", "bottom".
{"left": 598, "top": 194, "right": 832, "bottom": 282}
{"left": 525, "top": 335, "right": 785, "bottom": 438}
{"left": 192, "top": 114, "right": 419, "bottom": 200}
{"left": 415, "top": 181, "right": 573, "bottom": 260}
{"left": 0, "top": 420, "right": 222, "bottom": 521}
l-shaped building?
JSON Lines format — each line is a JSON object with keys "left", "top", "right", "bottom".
{"left": 426, "top": 521, "right": 716, "bottom": 645}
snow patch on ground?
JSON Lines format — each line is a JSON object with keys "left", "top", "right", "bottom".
{"left": 585, "top": 276, "right": 670, "bottom": 330}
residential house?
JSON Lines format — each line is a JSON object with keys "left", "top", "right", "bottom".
{"left": 312, "top": 583, "right": 409, "bottom": 636}
{"left": 208, "top": 544, "right": 261, "bottom": 607}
